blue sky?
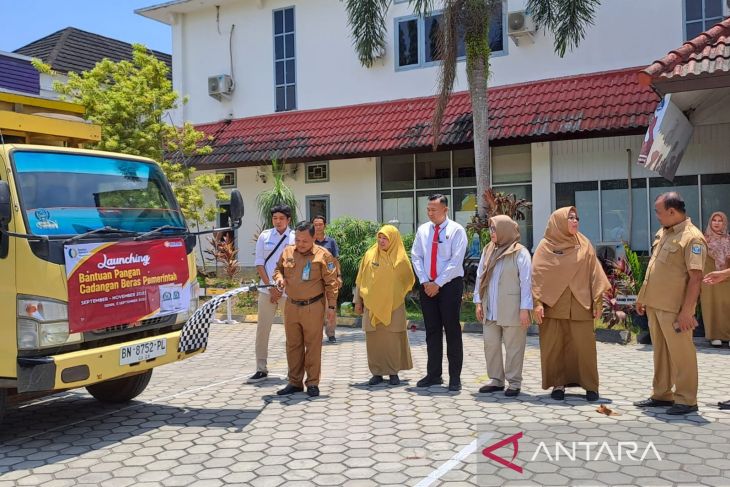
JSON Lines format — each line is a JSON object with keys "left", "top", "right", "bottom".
{"left": 0, "top": 0, "right": 171, "bottom": 54}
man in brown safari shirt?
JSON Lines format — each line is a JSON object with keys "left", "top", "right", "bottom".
{"left": 635, "top": 192, "right": 706, "bottom": 415}
{"left": 274, "top": 221, "right": 338, "bottom": 397}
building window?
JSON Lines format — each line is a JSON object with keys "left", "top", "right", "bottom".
{"left": 554, "top": 174, "right": 730, "bottom": 252}
{"left": 217, "top": 170, "right": 236, "bottom": 188}
{"left": 684, "top": 0, "right": 724, "bottom": 40}
{"left": 305, "top": 161, "right": 329, "bottom": 183}
{"left": 379, "top": 145, "right": 532, "bottom": 249}
{"left": 395, "top": 1, "right": 505, "bottom": 70}
{"left": 306, "top": 195, "right": 329, "bottom": 222}
{"left": 274, "top": 7, "right": 296, "bottom": 112}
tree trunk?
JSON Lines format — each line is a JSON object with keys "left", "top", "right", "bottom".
{"left": 467, "top": 55, "right": 490, "bottom": 220}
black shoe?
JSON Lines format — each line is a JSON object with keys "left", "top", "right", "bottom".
{"left": 718, "top": 400, "right": 730, "bottom": 410}
{"left": 277, "top": 384, "right": 304, "bottom": 396}
{"left": 550, "top": 388, "right": 565, "bottom": 400}
{"left": 505, "top": 388, "right": 521, "bottom": 397}
{"left": 389, "top": 375, "right": 400, "bottom": 386}
{"left": 633, "top": 398, "right": 674, "bottom": 407}
{"left": 586, "top": 391, "right": 599, "bottom": 402}
{"left": 448, "top": 381, "right": 462, "bottom": 392}
{"left": 368, "top": 375, "right": 384, "bottom": 385}
{"left": 416, "top": 376, "right": 443, "bottom": 388}
{"left": 328, "top": 335, "right": 337, "bottom": 343}
{"left": 479, "top": 385, "right": 504, "bottom": 393}
{"left": 247, "top": 371, "right": 268, "bottom": 383}
{"left": 307, "top": 386, "right": 320, "bottom": 397}
{"left": 665, "top": 404, "right": 698, "bottom": 415}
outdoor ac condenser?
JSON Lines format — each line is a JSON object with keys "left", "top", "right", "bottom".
{"left": 724, "top": 0, "right": 730, "bottom": 18}
{"left": 208, "top": 74, "right": 234, "bottom": 100}
{"left": 507, "top": 10, "right": 536, "bottom": 46}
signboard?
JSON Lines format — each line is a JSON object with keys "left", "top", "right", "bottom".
{"left": 637, "top": 94, "right": 693, "bottom": 181}
{"left": 64, "top": 239, "right": 190, "bottom": 333}
{"left": 616, "top": 294, "right": 638, "bottom": 306}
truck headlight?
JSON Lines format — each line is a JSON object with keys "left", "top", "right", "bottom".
{"left": 17, "top": 297, "right": 82, "bottom": 350}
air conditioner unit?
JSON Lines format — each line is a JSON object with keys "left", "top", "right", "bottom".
{"left": 724, "top": 0, "right": 730, "bottom": 18}
{"left": 507, "top": 10, "right": 536, "bottom": 46}
{"left": 208, "top": 74, "right": 234, "bottom": 100}
{"left": 595, "top": 242, "right": 626, "bottom": 267}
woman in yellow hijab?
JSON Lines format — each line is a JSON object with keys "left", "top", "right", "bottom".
{"left": 354, "top": 225, "right": 415, "bottom": 386}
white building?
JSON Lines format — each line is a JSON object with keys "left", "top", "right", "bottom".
{"left": 137, "top": 0, "right": 730, "bottom": 266}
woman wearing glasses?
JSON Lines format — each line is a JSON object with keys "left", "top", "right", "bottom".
{"left": 532, "top": 207, "right": 610, "bottom": 402}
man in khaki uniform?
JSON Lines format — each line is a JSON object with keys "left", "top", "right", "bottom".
{"left": 635, "top": 192, "right": 706, "bottom": 415}
{"left": 274, "top": 221, "right": 338, "bottom": 397}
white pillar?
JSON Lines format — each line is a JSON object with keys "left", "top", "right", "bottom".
{"left": 531, "top": 142, "right": 551, "bottom": 252}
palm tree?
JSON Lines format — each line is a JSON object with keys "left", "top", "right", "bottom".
{"left": 344, "top": 0, "right": 600, "bottom": 218}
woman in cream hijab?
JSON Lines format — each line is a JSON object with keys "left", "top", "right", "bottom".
{"left": 354, "top": 225, "right": 415, "bottom": 386}
{"left": 700, "top": 211, "right": 730, "bottom": 347}
{"left": 532, "top": 207, "right": 610, "bottom": 402}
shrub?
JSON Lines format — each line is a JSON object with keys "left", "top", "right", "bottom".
{"left": 327, "top": 217, "right": 381, "bottom": 302}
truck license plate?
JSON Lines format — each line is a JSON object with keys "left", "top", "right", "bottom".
{"left": 120, "top": 338, "right": 167, "bottom": 365}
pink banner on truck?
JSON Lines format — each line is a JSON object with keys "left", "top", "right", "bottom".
{"left": 64, "top": 239, "right": 190, "bottom": 333}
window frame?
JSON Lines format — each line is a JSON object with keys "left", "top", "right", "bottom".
{"left": 394, "top": 1, "right": 507, "bottom": 72}
{"left": 683, "top": 0, "right": 724, "bottom": 41}
{"left": 273, "top": 6, "right": 297, "bottom": 112}
{"left": 305, "top": 194, "right": 330, "bottom": 222}
{"left": 216, "top": 169, "right": 236, "bottom": 188}
{"left": 305, "top": 161, "right": 329, "bottom": 183}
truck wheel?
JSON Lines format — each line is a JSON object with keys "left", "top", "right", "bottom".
{"left": 86, "top": 370, "right": 152, "bottom": 403}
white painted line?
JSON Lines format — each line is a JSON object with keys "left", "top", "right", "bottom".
{"left": 18, "top": 393, "right": 76, "bottom": 409}
{"left": 413, "top": 439, "right": 478, "bottom": 487}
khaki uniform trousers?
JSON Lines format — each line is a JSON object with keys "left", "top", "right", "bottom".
{"left": 646, "top": 306, "right": 698, "bottom": 406}
{"left": 255, "top": 292, "right": 286, "bottom": 373}
{"left": 284, "top": 299, "right": 325, "bottom": 387}
{"left": 483, "top": 320, "right": 528, "bottom": 389}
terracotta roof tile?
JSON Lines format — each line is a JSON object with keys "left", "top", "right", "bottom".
{"left": 640, "top": 18, "right": 730, "bottom": 84}
{"left": 191, "top": 67, "right": 657, "bottom": 168}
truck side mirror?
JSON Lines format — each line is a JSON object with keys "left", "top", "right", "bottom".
{"left": 0, "top": 181, "right": 12, "bottom": 224}
{"left": 229, "top": 189, "right": 244, "bottom": 229}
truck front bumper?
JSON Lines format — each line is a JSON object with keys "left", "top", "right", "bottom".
{"left": 16, "top": 330, "right": 202, "bottom": 393}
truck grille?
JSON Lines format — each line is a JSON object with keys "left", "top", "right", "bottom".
{"left": 89, "top": 315, "right": 175, "bottom": 335}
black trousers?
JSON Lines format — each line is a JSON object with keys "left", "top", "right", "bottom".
{"left": 419, "top": 277, "right": 464, "bottom": 381}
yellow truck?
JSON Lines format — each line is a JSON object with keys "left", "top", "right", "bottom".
{"left": 0, "top": 93, "right": 241, "bottom": 422}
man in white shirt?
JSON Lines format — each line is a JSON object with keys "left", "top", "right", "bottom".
{"left": 411, "top": 194, "right": 468, "bottom": 391}
{"left": 247, "top": 204, "right": 295, "bottom": 383}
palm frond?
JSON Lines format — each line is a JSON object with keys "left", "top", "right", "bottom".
{"left": 343, "top": 0, "right": 390, "bottom": 67}
{"left": 527, "top": 0, "right": 601, "bottom": 57}
{"left": 430, "top": 0, "right": 463, "bottom": 150}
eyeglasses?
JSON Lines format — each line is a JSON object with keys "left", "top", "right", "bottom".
{"left": 567, "top": 216, "right": 580, "bottom": 222}
{"left": 489, "top": 227, "right": 496, "bottom": 232}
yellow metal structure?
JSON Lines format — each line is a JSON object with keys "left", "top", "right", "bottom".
{"left": 0, "top": 92, "right": 100, "bottom": 146}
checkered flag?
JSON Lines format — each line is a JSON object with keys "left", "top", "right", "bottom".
{"left": 178, "top": 285, "right": 273, "bottom": 353}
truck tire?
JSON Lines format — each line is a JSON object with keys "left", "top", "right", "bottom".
{"left": 86, "top": 370, "right": 152, "bottom": 403}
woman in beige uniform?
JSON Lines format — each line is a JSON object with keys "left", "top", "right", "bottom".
{"left": 532, "top": 207, "right": 610, "bottom": 402}
{"left": 354, "top": 225, "right": 414, "bottom": 386}
{"left": 700, "top": 211, "right": 730, "bottom": 347}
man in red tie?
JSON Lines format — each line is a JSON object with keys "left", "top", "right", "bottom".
{"left": 411, "top": 194, "right": 468, "bottom": 391}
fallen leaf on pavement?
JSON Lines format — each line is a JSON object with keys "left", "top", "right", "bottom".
{"left": 596, "top": 404, "right": 620, "bottom": 416}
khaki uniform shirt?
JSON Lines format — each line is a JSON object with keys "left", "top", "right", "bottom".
{"left": 273, "top": 244, "right": 338, "bottom": 303}
{"left": 637, "top": 218, "right": 706, "bottom": 313}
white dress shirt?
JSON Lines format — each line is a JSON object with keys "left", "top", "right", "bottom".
{"left": 254, "top": 227, "right": 294, "bottom": 294}
{"left": 473, "top": 247, "right": 533, "bottom": 320}
{"left": 411, "top": 217, "right": 468, "bottom": 287}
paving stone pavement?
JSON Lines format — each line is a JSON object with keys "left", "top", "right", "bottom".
{"left": 1, "top": 322, "right": 729, "bottom": 486}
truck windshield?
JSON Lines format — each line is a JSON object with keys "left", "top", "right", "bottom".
{"left": 12, "top": 151, "right": 185, "bottom": 236}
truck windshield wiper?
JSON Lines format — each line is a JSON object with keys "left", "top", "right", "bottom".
{"left": 64, "top": 226, "right": 140, "bottom": 244}
{"left": 134, "top": 225, "right": 187, "bottom": 240}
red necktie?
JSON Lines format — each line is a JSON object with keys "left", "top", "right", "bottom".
{"left": 430, "top": 224, "right": 440, "bottom": 280}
